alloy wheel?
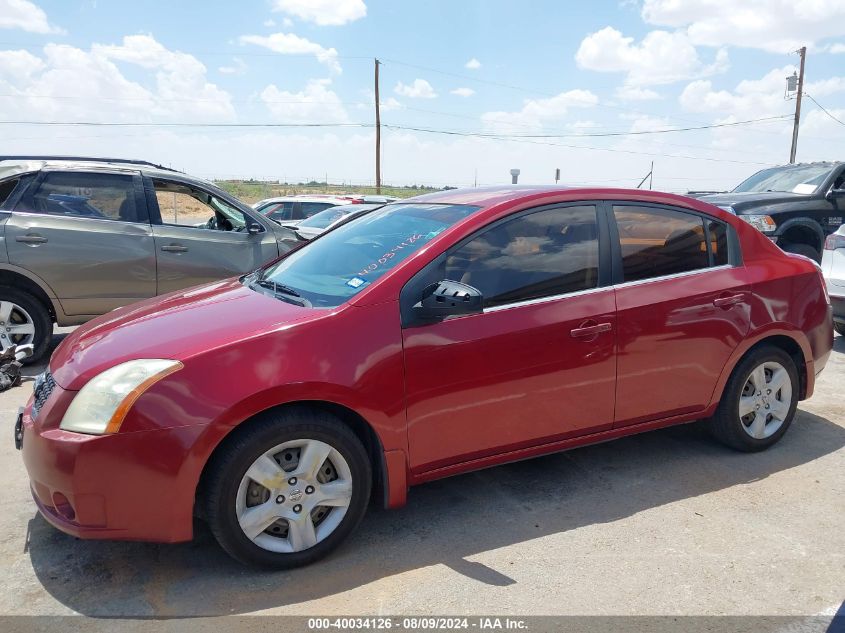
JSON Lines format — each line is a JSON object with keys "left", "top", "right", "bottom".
{"left": 0, "top": 301, "right": 36, "bottom": 352}
{"left": 738, "top": 361, "right": 793, "bottom": 440}
{"left": 235, "top": 439, "right": 353, "bottom": 553}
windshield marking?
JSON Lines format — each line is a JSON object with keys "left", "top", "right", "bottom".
{"left": 358, "top": 233, "right": 424, "bottom": 277}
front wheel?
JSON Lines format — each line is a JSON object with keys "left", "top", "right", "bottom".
{"left": 203, "top": 407, "right": 372, "bottom": 568}
{"left": 708, "top": 345, "right": 799, "bottom": 452}
{"left": 0, "top": 286, "right": 52, "bottom": 364}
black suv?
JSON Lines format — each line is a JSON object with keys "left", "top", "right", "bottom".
{"left": 700, "top": 162, "right": 845, "bottom": 262}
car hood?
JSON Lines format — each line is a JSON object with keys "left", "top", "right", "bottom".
{"left": 50, "top": 278, "right": 322, "bottom": 390}
{"left": 699, "top": 191, "right": 806, "bottom": 210}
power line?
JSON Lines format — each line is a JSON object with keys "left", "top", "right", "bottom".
{"left": 805, "top": 93, "right": 845, "bottom": 126}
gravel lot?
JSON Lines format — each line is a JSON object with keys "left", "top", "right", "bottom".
{"left": 0, "top": 329, "right": 842, "bottom": 624}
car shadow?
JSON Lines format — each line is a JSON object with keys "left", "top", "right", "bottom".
{"left": 24, "top": 408, "right": 845, "bottom": 617}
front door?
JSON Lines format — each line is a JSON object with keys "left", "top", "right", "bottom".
{"left": 7, "top": 170, "right": 156, "bottom": 315}
{"left": 147, "top": 178, "right": 280, "bottom": 294}
{"left": 609, "top": 203, "right": 751, "bottom": 426}
{"left": 402, "top": 203, "right": 617, "bottom": 474}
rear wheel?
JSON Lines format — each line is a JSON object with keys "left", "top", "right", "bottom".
{"left": 781, "top": 242, "right": 821, "bottom": 263}
{"left": 709, "top": 345, "right": 799, "bottom": 452}
{"left": 204, "top": 407, "right": 371, "bottom": 568}
{"left": 0, "top": 286, "right": 52, "bottom": 364}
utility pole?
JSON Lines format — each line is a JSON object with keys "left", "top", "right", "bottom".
{"left": 649, "top": 161, "right": 653, "bottom": 190}
{"left": 374, "top": 58, "right": 382, "bottom": 194}
{"left": 789, "top": 46, "right": 806, "bottom": 164}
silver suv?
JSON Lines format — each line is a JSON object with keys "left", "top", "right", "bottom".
{"left": 0, "top": 156, "right": 297, "bottom": 362}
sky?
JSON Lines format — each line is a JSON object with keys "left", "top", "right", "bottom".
{"left": 1, "top": 0, "right": 845, "bottom": 192}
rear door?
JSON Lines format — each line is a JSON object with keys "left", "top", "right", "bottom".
{"left": 7, "top": 169, "right": 156, "bottom": 316}
{"left": 146, "top": 177, "right": 279, "bottom": 294}
{"left": 609, "top": 202, "right": 750, "bottom": 427}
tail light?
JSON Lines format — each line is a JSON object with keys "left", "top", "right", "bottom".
{"left": 824, "top": 233, "right": 845, "bottom": 250}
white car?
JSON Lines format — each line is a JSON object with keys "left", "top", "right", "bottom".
{"left": 252, "top": 196, "right": 354, "bottom": 226}
{"left": 822, "top": 225, "right": 845, "bottom": 335}
{"left": 292, "top": 203, "right": 383, "bottom": 241}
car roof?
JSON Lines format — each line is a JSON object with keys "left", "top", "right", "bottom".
{"left": 406, "top": 184, "right": 718, "bottom": 208}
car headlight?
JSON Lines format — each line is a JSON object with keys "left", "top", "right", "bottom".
{"left": 740, "top": 214, "right": 777, "bottom": 234}
{"left": 60, "top": 359, "right": 183, "bottom": 435}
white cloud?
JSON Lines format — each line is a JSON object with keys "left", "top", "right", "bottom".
{"left": 271, "top": 0, "right": 366, "bottom": 26}
{"left": 481, "top": 89, "right": 599, "bottom": 133}
{"left": 829, "top": 43, "right": 845, "bottom": 54}
{"left": 615, "top": 85, "right": 660, "bottom": 100}
{"left": 642, "top": 0, "right": 845, "bottom": 53}
{"left": 239, "top": 32, "right": 341, "bottom": 74}
{"left": 263, "top": 19, "right": 276, "bottom": 27}
{"left": 576, "top": 26, "right": 729, "bottom": 86}
{"left": 465, "top": 58, "right": 481, "bottom": 70}
{"left": 450, "top": 87, "right": 475, "bottom": 97}
{"left": 0, "top": 0, "right": 63, "bottom": 34}
{"left": 218, "top": 57, "right": 247, "bottom": 75}
{"left": 395, "top": 78, "right": 437, "bottom": 99}
{"left": 260, "top": 78, "right": 348, "bottom": 123}
{"left": 380, "top": 96, "right": 402, "bottom": 111}
{"left": 0, "top": 37, "right": 234, "bottom": 123}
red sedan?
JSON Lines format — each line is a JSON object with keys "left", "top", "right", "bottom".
{"left": 18, "top": 186, "right": 833, "bottom": 567}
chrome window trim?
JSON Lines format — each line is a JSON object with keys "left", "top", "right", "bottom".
{"left": 612, "top": 264, "right": 733, "bottom": 289}
{"left": 482, "top": 284, "right": 609, "bottom": 314}
{"left": 480, "top": 264, "right": 734, "bottom": 314}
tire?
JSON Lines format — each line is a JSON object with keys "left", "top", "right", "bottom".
{"left": 0, "top": 286, "right": 52, "bottom": 364}
{"left": 708, "top": 345, "right": 799, "bottom": 452}
{"left": 203, "top": 406, "right": 372, "bottom": 568}
{"left": 781, "top": 242, "right": 821, "bottom": 263}
{"left": 835, "top": 322, "right": 845, "bottom": 337}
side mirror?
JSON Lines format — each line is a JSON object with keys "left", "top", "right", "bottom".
{"left": 826, "top": 188, "right": 845, "bottom": 200}
{"left": 247, "top": 222, "right": 262, "bottom": 235}
{"left": 413, "top": 280, "right": 483, "bottom": 322}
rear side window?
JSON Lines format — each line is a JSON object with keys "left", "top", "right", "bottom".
{"left": 708, "top": 220, "right": 729, "bottom": 266}
{"left": 613, "top": 206, "right": 709, "bottom": 282}
{"left": 0, "top": 177, "right": 21, "bottom": 208}
{"left": 16, "top": 172, "right": 144, "bottom": 223}
{"left": 445, "top": 205, "right": 599, "bottom": 307}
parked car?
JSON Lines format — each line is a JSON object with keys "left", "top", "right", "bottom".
{"left": 0, "top": 156, "right": 298, "bottom": 362}
{"left": 821, "top": 225, "right": 845, "bottom": 335}
{"left": 18, "top": 185, "right": 833, "bottom": 568}
{"left": 699, "top": 162, "right": 845, "bottom": 263}
{"left": 253, "top": 196, "right": 354, "bottom": 226}
{"left": 289, "top": 203, "right": 383, "bottom": 242}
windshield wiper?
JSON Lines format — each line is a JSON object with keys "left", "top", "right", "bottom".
{"left": 255, "top": 278, "right": 302, "bottom": 298}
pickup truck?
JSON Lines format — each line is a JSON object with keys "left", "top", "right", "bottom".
{"left": 699, "top": 161, "right": 845, "bottom": 262}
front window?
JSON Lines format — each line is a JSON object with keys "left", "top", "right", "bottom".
{"left": 733, "top": 164, "right": 834, "bottom": 194}
{"left": 253, "top": 203, "right": 479, "bottom": 308}
{"left": 154, "top": 179, "right": 247, "bottom": 231}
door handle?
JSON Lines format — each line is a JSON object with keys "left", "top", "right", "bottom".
{"left": 713, "top": 294, "right": 745, "bottom": 308}
{"left": 15, "top": 234, "right": 47, "bottom": 244}
{"left": 160, "top": 244, "right": 188, "bottom": 253}
{"left": 570, "top": 322, "right": 612, "bottom": 338}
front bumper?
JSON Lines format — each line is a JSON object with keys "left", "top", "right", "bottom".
{"left": 19, "top": 387, "right": 205, "bottom": 543}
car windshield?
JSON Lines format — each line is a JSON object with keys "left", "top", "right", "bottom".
{"left": 298, "top": 206, "right": 356, "bottom": 229}
{"left": 252, "top": 203, "right": 479, "bottom": 308}
{"left": 732, "top": 164, "right": 833, "bottom": 194}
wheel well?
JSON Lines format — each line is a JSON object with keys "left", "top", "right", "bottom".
{"left": 780, "top": 224, "right": 822, "bottom": 252}
{"left": 194, "top": 401, "right": 387, "bottom": 518}
{"left": 747, "top": 335, "right": 808, "bottom": 400}
{"left": 0, "top": 270, "right": 56, "bottom": 321}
